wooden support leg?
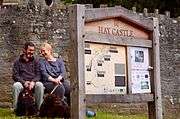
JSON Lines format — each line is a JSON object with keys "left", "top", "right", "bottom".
{"left": 148, "top": 101, "right": 156, "bottom": 119}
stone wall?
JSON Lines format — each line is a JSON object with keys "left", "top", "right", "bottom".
{"left": 0, "top": 3, "right": 71, "bottom": 107}
{"left": 159, "top": 15, "right": 180, "bottom": 119}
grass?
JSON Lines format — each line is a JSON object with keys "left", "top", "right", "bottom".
{"left": 0, "top": 108, "right": 147, "bottom": 119}
{"left": 86, "top": 111, "right": 147, "bottom": 119}
{"left": 0, "top": 108, "right": 18, "bottom": 119}
{"left": 0, "top": 108, "right": 55, "bottom": 119}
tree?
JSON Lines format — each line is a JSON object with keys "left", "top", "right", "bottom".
{"left": 61, "top": 0, "right": 180, "bottom": 17}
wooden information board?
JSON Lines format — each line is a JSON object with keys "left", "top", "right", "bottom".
{"left": 69, "top": 5, "right": 162, "bottom": 119}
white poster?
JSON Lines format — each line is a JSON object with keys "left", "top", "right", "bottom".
{"left": 130, "top": 47, "right": 151, "bottom": 94}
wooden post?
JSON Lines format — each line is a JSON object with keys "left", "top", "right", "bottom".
{"left": 148, "top": 17, "right": 163, "bottom": 119}
{"left": 148, "top": 101, "right": 156, "bottom": 119}
{"left": 69, "top": 4, "right": 86, "bottom": 119}
{"left": 127, "top": 47, "right": 132, "bottom": 94}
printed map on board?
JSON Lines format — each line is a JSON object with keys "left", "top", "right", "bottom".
{"left": 85, "top": 43, "right": 127, "bottom": 94}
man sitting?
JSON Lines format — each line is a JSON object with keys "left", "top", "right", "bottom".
{"left": 12, "top": 42, "right": 44, "bottom": 111}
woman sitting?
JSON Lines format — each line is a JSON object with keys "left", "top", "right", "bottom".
{"left": 39, "top": 42, "right": 70, "bottom": 104}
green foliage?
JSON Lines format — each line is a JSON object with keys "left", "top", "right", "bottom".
{"left": 61, "top": 0, "right": 180, "bottom": 17}
{"left": 63, "top": 0, "right": 76, "bottom": 4}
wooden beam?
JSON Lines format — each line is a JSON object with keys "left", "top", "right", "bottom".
{"left": 2, "top": 2, "right": 18, "bottom": 5}
{"left": 148, "top": 17, "right": 163, "bottom": 119}
{"left": 85, "top": 7, "right": 153, "bottom": 31}
{"left": 148, "top": 101, "right": 156, "bottom": 119}
{"left": 86, "top": 93, "right": 154, "bottom": 104}
{"left": 2, "top": 0, "right": 19, "bottom": 5}
{"left": 85, "top": 32, "right": 152, "bottom": 48}
{"left": 69, "top": 4, "right": 86, "bottom": 119}
{"left": 127, "top": 47, "right": 132, "bottom": 93}
{"left": 153, "top": 17, "right": 163, "bottom": 119}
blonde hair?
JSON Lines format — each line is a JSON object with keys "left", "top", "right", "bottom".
{"left": 40, "top": 42, "right": 53, "bottom": 55}
{"left": 41, "top": 42, "right": 52, "bottom": 50}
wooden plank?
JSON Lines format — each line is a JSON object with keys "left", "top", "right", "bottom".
{"left": 85, "top": 32, "right": 152, "bottom": 48}
{"left": 69, "top": 5, "right": 86, "bottom": 119}
{"left": 2, "top": 3, "right": 18, "bottom": 5}
{"left": 148, "top": 47, "right": 155, "bottom": 119}
{"left": 148, "top": 101, "right": 156, "bottom": 119}
{"left": 148, "top": 17, "right": 163, "bottom": 119}
{"left": 153, "top": 17, "right": 163, "bottom": 119}
{"left": 85, "top": 7, "right": 153, "bottom": 31}
{"left": 3, "top": 0, "right": 19, "bottom": 3}
{"left": 127, "top": 47, "right": 132, "bottom": 93}
{"left": 86, "top": 93, "right": 154, "bottom": 104}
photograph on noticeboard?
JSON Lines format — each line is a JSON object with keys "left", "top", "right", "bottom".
{"left": 141, "top": 81, "right": 150, "bottom": 89}
{"left": 135, "top": 50, "right": 144, "bottom": 63}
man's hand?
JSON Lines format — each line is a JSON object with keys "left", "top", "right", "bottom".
{"left": 24, "top": 81, "right": 35, "bottom": 90}
{"left": 24, "top": 81, "right": 30, "bottom": 88}
{"left": 29, "top": 81, "right": 35, "bottom": 90}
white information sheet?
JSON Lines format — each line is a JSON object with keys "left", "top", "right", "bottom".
{"left": 130, "top": 47, "right": 151, "bottom": 94}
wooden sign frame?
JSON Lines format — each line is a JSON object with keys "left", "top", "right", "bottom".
{"left": 69, "top": 5, "right": 162, "bottom": 119}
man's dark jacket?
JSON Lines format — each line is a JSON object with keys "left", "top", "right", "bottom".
{"left": 12, "top": 54, "right": 41, "bottom": 84}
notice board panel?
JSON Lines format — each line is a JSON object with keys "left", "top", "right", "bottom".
{"left": 85, "top": 43, "right": 127, "bottom": 94}
{"left": 129, "top": 47, "right": 151, "bottom": 94}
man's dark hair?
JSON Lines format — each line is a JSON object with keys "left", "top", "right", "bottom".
{"left": 24, "top": 42, "right": 35, "bottom": 50}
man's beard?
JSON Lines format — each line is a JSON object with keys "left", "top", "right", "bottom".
{"left": 26, "top": 53, "right": 34, "bottom": 60}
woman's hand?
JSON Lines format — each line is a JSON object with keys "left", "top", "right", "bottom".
{"left": 55, "top": 75, "right": 63, "bottom": 85}
{"left": 56, "top": 78, "right": 62, "bottom": 85}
